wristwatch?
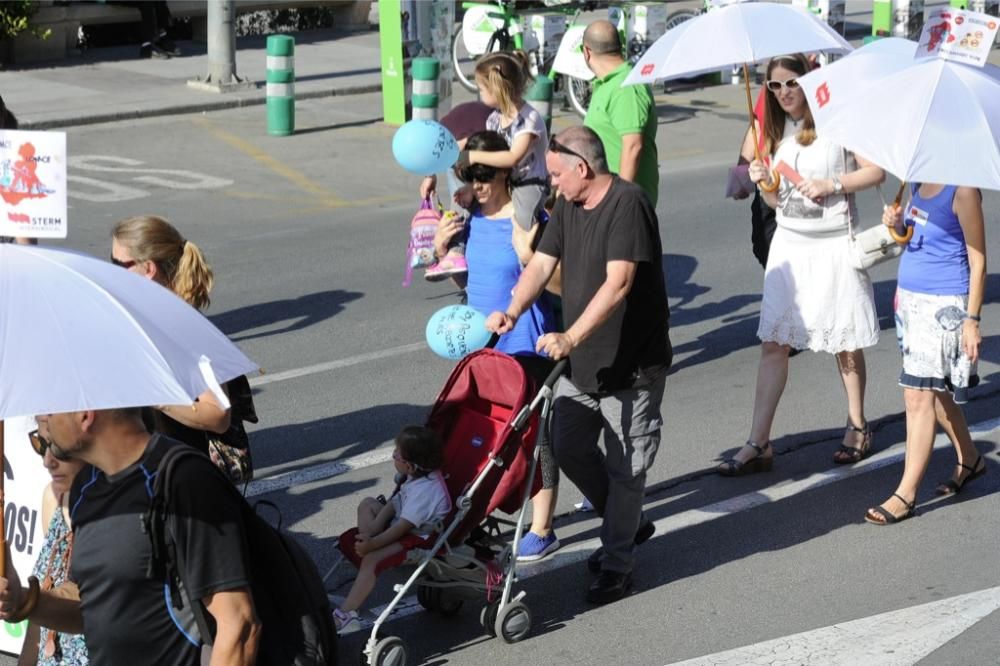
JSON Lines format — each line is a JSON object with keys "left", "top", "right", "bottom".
{"left": 832, "top": 177, "right": 844, "bottom": 195}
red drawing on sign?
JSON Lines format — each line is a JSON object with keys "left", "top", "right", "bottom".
{"left": 7, "top": 212, "right": 29, "bottom": 224}
{"left": 815, "top": 83, "right": 831, "bottom": 109}
{"left": 955, "top": 16, "right": 964, "bottom": 25}
{"left": 641, "top": 63, "right": 654, "bottom": 76}
{"left": 0, "top": 142, "right": 52, "bottom": 206}
{"left": 924, "top": 21, "right": 951, "bottom": 51}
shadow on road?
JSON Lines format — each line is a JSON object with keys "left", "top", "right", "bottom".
{"left": 210, "top": 288, "right": 363, "bottom": 341}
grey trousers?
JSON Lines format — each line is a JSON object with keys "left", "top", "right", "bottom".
{"left": 551, "top": 373, "right": 666, "bottom": 573}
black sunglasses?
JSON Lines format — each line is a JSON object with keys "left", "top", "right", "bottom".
{"left": 28, "top": 429, "right": 51, "bottom": 457}
{"left": 548, "top": 137, "right": 590, "bottom": 167}
{"left": 110, "top": 254, "right": 137, "bottom": 269}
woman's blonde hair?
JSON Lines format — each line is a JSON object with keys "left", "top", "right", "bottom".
{"left": 112, "top": 215, "right": 214, "bottom": 310}
{"left": 762, "top": 54, "right": 816, "bottom": 154}
{"left": 473, "top": 50, "right": 533, "bottom": 118}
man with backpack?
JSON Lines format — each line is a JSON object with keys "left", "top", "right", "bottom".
{"left": 0, "top": 408, "right": 335, "bottom": 665}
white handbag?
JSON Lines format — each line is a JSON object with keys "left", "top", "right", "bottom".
{"left": 846, "top": 185, "right": 904, "bottom": 271}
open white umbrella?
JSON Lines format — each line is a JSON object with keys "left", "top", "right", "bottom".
{"left": 0, "top": 244, "right": 257, "bottom": 419}
{"left": 799, "top": 39, "right": 1000, "bottom": 191}
{"left": 624, "top": 1, "right": 852, "bottom": 187}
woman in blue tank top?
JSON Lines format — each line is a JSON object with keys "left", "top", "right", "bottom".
{"left": 865, "top": 184, "right": 986, "bottom": 525}
{"left": 432, "top": 130, "right": 562, "bottom": 561}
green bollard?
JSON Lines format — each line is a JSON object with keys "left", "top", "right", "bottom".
{"left": 266, "top": 35, "right": 295, "bottom": 136}
{"left": 411, "top": 57, "right": 440, "bottom": 121}
{"left": 525, "top": 76, "right": 554, "bottom": 134}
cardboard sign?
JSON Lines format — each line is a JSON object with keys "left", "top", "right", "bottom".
{"left": 0, "top": 130, "right": 67, "bottom": 239}
{"left": 0, "top": 416, "right": 54, "bottom": 657}
{"left": 917, "top": 7, "right": 1000, "bottom": 67}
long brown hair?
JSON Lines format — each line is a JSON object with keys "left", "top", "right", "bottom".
{"left": 474, "top": 50, "right": 533, "bottom": 118}
{"left": 762, "top": 54, "right": 816, "bottom": 155}
{"left": 112, "top": 216, "right": 214, "bottom": 310}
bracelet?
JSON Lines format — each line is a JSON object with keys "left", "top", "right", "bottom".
{"left": 966, "top": 313, "right": 981, "bottom": 322}
{"left": 8, "top": 576, "right": 40, "bottom": 623}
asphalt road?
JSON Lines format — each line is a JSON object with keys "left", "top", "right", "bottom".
{"left": 7, "top": 74, "right": 1000, "bottom": 665}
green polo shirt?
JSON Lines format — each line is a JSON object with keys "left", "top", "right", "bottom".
{"left": 584, "top": 62, "right": 659, "bottom": 206}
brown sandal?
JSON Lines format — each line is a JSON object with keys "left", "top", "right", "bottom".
{"left": 833, "top": 420, "right": 872, "bottom": 464}
{"left": 718, "top": 440, "right": 773, "bottom": 477}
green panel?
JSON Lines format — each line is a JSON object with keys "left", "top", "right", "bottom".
{"left": 379, "top": 0, "right": 407, "bottom": 126}
{"left": 950, "top": 0, "right": 969, "bottom": 8}
{"left": 871, "top": 1, "right": 892, "bottom": 36}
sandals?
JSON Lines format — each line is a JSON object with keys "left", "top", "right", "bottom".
{"left": 864, "top": 493, "right": 916, "bottom": 525}
{"left": 935, "top": 455, "right": 987, "bottom": 496}
{"left": 833, "top": 419, "right": 872, "bottom": 465}
{"left": 718, "top": 440, "right": 773, "bottom": 477}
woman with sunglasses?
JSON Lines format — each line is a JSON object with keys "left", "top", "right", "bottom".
{"left": 718, "top": 53, "right": 885, "bottom": 476}
{"left": 110, "top": 216, "right": 231, "bottom": 452}
{"left": 433, "top": 130, "right": 562, "bottom": 562}
{"left": 19, "top": 426, "right": 89, "bottom": 665}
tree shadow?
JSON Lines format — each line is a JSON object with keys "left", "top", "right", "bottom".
{"left": 210, "top": 288, "right": 363, "bottom": 341}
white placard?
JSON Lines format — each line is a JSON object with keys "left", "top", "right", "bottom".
{"left": 917, "top": 7, "right": 1000, "bottom": 67}
{"left": 0, "top": 131, "right": 67, "bottom": 239}
{"left": 462, "top": 5, "right": 505, "bottom": 56}
{"left": 0, "top": 416, "right": 52, "bottom": 657}
{"left": 550, "top": 25, "right": 594, "bottom": 81}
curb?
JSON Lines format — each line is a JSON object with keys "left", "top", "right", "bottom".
{"left": 20, "top": 82, "right": 383, "bottom": 130}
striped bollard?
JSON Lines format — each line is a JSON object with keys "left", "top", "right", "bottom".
{"left": 266, "top": 35, "right": 295, "bottom": 136}
{"left": 525, "top": 76, "right": 554, "bottom": 134}
{"left": 411, "top": 57, "right": 440, "bottom": 121}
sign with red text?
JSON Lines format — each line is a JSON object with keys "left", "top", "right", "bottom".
{"left": 0, "top": 131, "right": 67, "bottom": 239}
{"left": 918, "top": 7, "right": 999, "bottom": 67}
{"left": 0, "top": 416, "right": 53, "bottom": 657}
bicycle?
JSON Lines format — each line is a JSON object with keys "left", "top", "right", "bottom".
{"left": 452, "top": 0, "right": 595, "bottom": 117}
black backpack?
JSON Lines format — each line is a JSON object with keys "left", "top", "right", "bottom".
{"left": 144, "top": 444, "right": 338, "bottom": 665}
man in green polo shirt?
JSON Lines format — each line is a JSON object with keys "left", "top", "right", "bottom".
{"left": 582, "top": 20, "right": 659, "bottom": 206}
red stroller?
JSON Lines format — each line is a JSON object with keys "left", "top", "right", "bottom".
{"left": 332, "top": 348, "right": 565, "bottom": 666}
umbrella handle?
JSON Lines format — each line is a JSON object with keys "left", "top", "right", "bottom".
{"left": 888, "top": 182, "right": 913, "bottom": 244}
{"left": 743, "top": 63, "right": 781, "bottom": 195}
{"left": 759, "top": 171, "right": 781, "bottom": 193}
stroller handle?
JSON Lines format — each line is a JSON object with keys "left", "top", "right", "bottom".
{"left": 485, "top": 332, "right": 501, "bottom": 349}
{"left": 544, "top": 358, "right": 568, "bottom": 390}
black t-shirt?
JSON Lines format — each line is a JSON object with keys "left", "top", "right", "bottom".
{"left": 69, "top": 435, "right": 250, "bottom": 666}
{"left": 537, "top": 177, "right": 671, "bottom": 392}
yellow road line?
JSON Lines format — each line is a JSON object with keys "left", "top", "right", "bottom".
{"left": 192, "top": 117, "right": 348, "bottom": 207}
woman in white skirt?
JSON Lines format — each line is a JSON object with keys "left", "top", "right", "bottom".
{"left": 865, "top": 185, "right": 986, "bottom": 524}
{"left": 718, "top": 53, "right": 885, "bottom": 476}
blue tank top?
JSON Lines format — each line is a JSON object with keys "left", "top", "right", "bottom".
{"left": 897, "top": 184, "right": 969, "bottom": 295}
{"left": 464, "top": 210, "right": 555, "bottom": 356}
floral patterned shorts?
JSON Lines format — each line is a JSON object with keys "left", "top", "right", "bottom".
{"left": 895, "top": 287, "right": 978, "bottom": 403}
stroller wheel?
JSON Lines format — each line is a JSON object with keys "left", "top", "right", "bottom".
{"left": 495, "top": 601, "right": 532, "bottom": 644}
{"left": 370, "top": 636, "right": 407, "bottom": 666}
{"left": 480, "top": 600, "right": 500, "bottom": 638}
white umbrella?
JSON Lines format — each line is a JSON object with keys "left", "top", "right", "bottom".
{"left": 0, "top": 244, "right": 257, "bottom": 420}
{"left": 623, "top": 1, "right": 853, "bottom": 187}
{"left": 799, "top": 40, "right": 1000, "bottom": 191}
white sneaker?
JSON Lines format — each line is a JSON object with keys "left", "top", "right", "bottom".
{"left": 333, "top": 608, "right": 360, "bottom": 635}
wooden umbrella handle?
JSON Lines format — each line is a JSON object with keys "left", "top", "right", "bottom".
{"left": 743, "top": 62, "right": 781, "bottom": 193}
{"left": 888, "top": 181, "right": 913, "bottom": 244}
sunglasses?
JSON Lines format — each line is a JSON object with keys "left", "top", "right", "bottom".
{"left": 110, "top": 254, "right": 138, "bottom": 269}
{"left": 28, "top": 429, "right": 52, "bottom": 457}
{"left": 765, "top": 78, "right": 800, "bottom": 93}
{"left": 548, "top": 137, "right": 590, "bottom": 167}
{"left": 458, "top": 163, "right": 501, "bottom": 184}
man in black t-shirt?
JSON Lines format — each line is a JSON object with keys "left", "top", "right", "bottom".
{"left": 0, "top": 409, "right": 259, "bottom": 665}
{"left": 487, "top": 126, "right": 671, "bottom": 605}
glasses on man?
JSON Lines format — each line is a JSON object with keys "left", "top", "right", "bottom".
{"left": 548, "top": 137, "right": 590, "bottom": 168}
{"left": 28, "top": 429, "right": 51, "bottom": 457}
{"left": 110, "top": 255, "right": 138, "bottom": 269}
{"left": 765, "top": 78, "right": 800, "bottom": 93}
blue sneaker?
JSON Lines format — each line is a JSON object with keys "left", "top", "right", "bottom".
{"left": 517, "top": 531, "right": 560, "bottom": 562}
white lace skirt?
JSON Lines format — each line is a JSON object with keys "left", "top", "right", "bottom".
{"left": 757, "top": 226, "right": 879, "bottom": 353}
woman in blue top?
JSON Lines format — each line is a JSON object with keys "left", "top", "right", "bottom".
{"left": 865, "top": 184, "right": 986, "bottom": 525}
{"left": 433, "top": 130, "right": 562, "bottom": 561}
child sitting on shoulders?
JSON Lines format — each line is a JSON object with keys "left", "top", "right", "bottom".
{"left": 333, "top": 425, "right": 451, "bottom": 633}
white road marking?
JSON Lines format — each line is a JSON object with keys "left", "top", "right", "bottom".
{"left": 249, "top": 342, "right": 425, "bottom": 388}
{"left": 665, "top": 586, "right": 1000, "bottom": 666}
{"left": 246, "top": 447, "right": 393, "bottom": 498}
{"left": 322, "top": 418, "right": 1000, "bottom": 638}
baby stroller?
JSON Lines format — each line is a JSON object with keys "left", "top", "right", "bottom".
{"left": 332, "top": 347, "right": 565, "bottom": 666}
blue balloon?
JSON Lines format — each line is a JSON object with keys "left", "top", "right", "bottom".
{"left": 425, "top": 305, "right": 492, "bottom": 360}
{"left": 392, "top": 120, "right": 460, "bottom": 176}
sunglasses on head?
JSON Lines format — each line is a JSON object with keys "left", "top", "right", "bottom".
{"left": 548, "top": 137, "right": 589, "bottom": 167}
{"left": 110, "top": 254, "right": 137, "bottom": 269}
{"left": 765, "top": 77, "right": 800, "bottom": 93}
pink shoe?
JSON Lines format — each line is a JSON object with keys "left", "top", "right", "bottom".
{"left": 425, "top": 254, "right": 468, "bottom": 282}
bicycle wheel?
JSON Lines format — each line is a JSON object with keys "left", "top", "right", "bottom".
{"left": 664, "top": 8, "right": 699, "bottom": 31}
{"left": 452, "top": 26, "right": 480, "bottom": 93}
{"left": 566, "top": 75, "right": 591, "bottom": 118}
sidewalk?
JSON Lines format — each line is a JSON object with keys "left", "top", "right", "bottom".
{"left": 0, "top": 28, "right": 384, "bottom": 129}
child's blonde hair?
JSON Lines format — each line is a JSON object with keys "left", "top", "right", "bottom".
{"left": 474, "top": 50, "right": 534, "bottom": 118}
